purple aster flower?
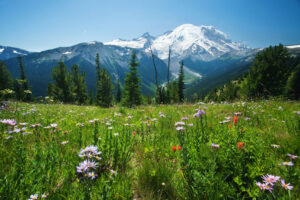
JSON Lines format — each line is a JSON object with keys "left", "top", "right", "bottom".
{"left": 176, "top": 126, "right": 185, "bottom": 131}
{"left": 262, "top": 175, "right": 280, "bottom": 185}
{"left": 28, "top": 194, "right": 39, "bottom": 200}
{"left": 287, "top": 154, "right": 298, "bottom": 160}
{"left": 88, "top": 171, "right": 97, "bottom": 179}
{"left": 282, "top": 161, "right": 293, "bottom": 166}
{"left": 174, "top": 121, "right": 185, "bottom": 126}
{"left": 281, "top": 180, "right": 293, "bottom": 190}
{"left": 1, "top": 119, "right": 17, "bottom": 126}
{"left": 193, "top": 110, "right": 206, "bottom": 118}
{"left": 271, "top": 144, "right": 280, "bottom": 148}
{"left": 210, "top": 143, "right": 220, "bottom": 148}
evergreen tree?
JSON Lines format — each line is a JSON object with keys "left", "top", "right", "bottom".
{"left": 285, "top": 64, "right": 300, "bottom": 99}
{"left": 47, "top": 83, "right": 56, "bottom": 98}
{"left": 18, "top": 56, "right": 31, "bottom": 101}
{"left": 95, "top": 53, "right": 113, "bottom": 107}
{"left": 178, "top": 61, "right": 185, "bottom": 102}
{"left": 0, "top": 61, "right": 13, "bottom": 91}
{"left": 70, "top": 65, "right": 88, "bottom": 104}
{"left": 122, "top": 50, "right": 142, "bottom": 107}
{"left": 97, "top": 69, "right": 113, "bottom": 107}
{"left": 51, "top": 62, "right": 72, "bottom": 103}
{"left": 166, "top": 46, "right": 171, "bottom": 104}
{"left": 116, "top": 78, "right": 122, "bottom": 103}
{"left": 244, "top": 44, "right": 290, "bottom": 98}
{"left": 170, "top": 81, "right": 179, "bottom": 103}
{"left": 88, "top": 90, "right": 94, "bottom": 105}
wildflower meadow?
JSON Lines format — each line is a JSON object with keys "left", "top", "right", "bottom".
{"left": 0, "top": 100, "right": 299, "bottom": 199}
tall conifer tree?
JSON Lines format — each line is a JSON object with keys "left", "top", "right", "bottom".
{"left": 178, "top": 60, "right": 185, "bottom": 102}
{"left": 122, "top": 51, "right": 142, "bottom": 107}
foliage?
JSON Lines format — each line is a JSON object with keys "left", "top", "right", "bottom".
{"left": 95, "top": 53, "right": 114, "bottom": 107}
{"left": 122, "top": 51, "right": 142, "bottom": 107}
{"left": 116, "top": 79, "right": 122, "bottom": 103}
{"left": 69, "top": 64, "right": 88, "bottom": 104}
{"left": 204, "top": 44, "right": 300, "bottom": 102}
{"left": 178, "top": 61, "right": 185, "bottom": 102}
{"left": 285, "top": 64, "right": 300, "bottom": 99}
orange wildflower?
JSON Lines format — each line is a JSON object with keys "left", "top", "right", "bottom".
{"left": 172, "top": 146, "right": 177, "bottom": 152}
{"left": 237, "top": 142, "right": 244, "bottom": 149}
{"left": 233, "top": 116, "right": 239, "bottom": 125}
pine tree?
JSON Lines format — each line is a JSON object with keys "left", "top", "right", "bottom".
{"left": 244, "top": 44, "right": 290, "bottom": 98}
{"left": 97, "top": 69, "right": 113, "bottom": 107}
{"left": 285, "top": 64, "right": 300, "bottom": 99}
{"left": 178, "top": 60, "right": 185, "bottom": 102}
{"left": 95, "top": 53, "right": 113, "bottom": 107}
{"left": 166, "top": 46, "right": 171, "bottom": 103}
{"left": 116, "top": 78, "right": 122, "bottom": 103}
{"left": 0, "top": 61, "right": 13, "bottom": 91}
{"left": 51, "top": 62, "right": 72, "bottom": 103}
{"left": 0, "top": 61, "right": 14, "bottom": 100}
{"left": 47, "top": 83, "right": 56, "bottom": 98}
{"left": 18, "top": 56, "right": 31, "bottom": 101}
{"left": 70, "top": 65, "right": 88, "bottom": 104}
{"left": 122, "top": 50, "right": 142, "bottom": 107}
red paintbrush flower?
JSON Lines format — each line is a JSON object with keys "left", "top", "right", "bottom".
{"left": 177, "top": 145, "right": 182, "bottom": 150}
{"left": 237, "top": 142, "right": 244, "bottom": 149}
{"left": 172, "top": 146, "right": 177, "bottom": 152}
{"left": 233, "top": 116, "right": 239, "bottom": 125}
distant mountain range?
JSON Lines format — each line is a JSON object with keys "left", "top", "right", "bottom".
{"left": 1, "top": 24, "right": 299, "bottom": 98}
{"left": 0, "top": 45, "right": 31, "bottom": 60}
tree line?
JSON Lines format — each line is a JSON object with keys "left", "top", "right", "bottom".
{"left": 0, "top": 49, "right": 186, "bottom": 107}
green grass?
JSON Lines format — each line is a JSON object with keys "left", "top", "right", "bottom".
{"left": 0, "top": 100, "right": 299, "bottom": 199}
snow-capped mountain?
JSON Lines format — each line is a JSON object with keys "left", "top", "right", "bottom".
{"left": 0, "top": 45, "right": 31, "bottom": 60}
{"left": 105, "top": 32, "right": 155, "bottom": 49}
{"left": 105, "top": 24, "right": 249, "bottom": 63}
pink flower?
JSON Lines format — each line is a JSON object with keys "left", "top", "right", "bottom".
{"left": 281, "top": 180, "right": 293, "bottom": 190}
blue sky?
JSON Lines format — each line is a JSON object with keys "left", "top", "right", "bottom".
{"left": 1, "top": 0, "right": 299, "bottom": 52}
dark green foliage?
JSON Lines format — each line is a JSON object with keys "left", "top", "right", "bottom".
{"left": 95, "top": 53, "right": 114, "bottom": 107}
{"left": 17, "top": 56, "right": 31, "bottom": 101}
{"left": 178, "top": 61, "right": 185, "bottom": 102}
{"left": 50, "top": 62, "right": 73, "bottom": 103}
{"left": 245, "top": 44, "right": 290, "bottom": 98}
{"left": 49, "top": 62, "right": 88, "bottom": 104}
{"left": 204, "top": 44, "right": 300, "bottom": 102}
{"left": 122, "top": 51, "right": 142, "bottom": 107}
{"left": 47, "top": 83, "right": 56, "bottom": 98}
{"left": 285, "top": 64, "right": 300, "bottom": 99}
{"left": 0, "top": 61, "right": 13, "bottom": 90}
{"left": 116, "top": 79, "right": 122, "bottom": 103}
{"left": 70, "top": 65, "right": 88, "bottom": 104}
{"left": 97, "top": 69, "right": 113, "bottom": 107}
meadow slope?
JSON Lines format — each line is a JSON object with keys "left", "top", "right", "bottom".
{"left": 0, "top": 101, "right": 299, "bottom": 199}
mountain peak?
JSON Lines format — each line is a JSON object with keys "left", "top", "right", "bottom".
{"left": 104, "top": 24, "right": 249, "bottom": 61}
